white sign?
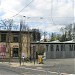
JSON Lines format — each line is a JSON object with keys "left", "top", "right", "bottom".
{"left": 22, "top": 53, "right": 24, "bottom": 58}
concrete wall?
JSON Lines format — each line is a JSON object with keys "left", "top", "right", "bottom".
{"left": 46, "top": 44, "right": 75, "bottom": 59}
{"left": 31, "top": 43, "right": 75, "bottom": 59}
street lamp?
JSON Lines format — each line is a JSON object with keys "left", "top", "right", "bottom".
{"left": 19, "top": 16, "right": 26, "bottom": 66}
{"left": 22, "top": 16, "right": 28, "bottom": 57}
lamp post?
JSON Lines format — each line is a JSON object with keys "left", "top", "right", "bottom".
{"left": 22, "top": 16, "right": 28, "bottom": 58}
{"left": 19, "top": 16, "right": 26, "bottom": 66}
{"left": 23, "top": 16, "right": 29, "bottom": 58}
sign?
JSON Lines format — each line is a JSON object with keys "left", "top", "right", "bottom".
{"left": 22, "top": 53, "right": 24, "bottom": 58}
{"left": 13, "top": 45, "right": 19, "bottom": 48}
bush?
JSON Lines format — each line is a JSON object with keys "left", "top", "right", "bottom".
{"left": 37, "top": 45, "right": 45, "bottom": 55}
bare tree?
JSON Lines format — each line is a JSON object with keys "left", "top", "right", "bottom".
{"left": 43, "top": 31, "right": 47, "bottom": 42}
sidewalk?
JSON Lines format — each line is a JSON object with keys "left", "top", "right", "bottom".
{"left": 10, "top": 62, "right": 44, "bottom": 67}
{"left": 0, "top": 59, "right": 74, "bottom": 75}
{"left": 0, "top": 58, "right": 74, "bottom": 68}
{"left": 0, "top": 60, "right": 55, "bottom": 67}
{"left": 9, "top": 58, "right": 75, "bottom": 67}
{"left": 10, "top": 59, "right": 58, "bottom": 67}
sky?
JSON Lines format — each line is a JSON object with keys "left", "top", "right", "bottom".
{"left": 0, "top": 0, "right": 75, "bottom": 34}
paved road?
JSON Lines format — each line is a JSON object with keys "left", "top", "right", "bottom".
{"left": 0, "top": 66, "right": 74, "bottom": 75}
{"left": 0, "top": 68, "right": 21, "bottom": 75}
{"left": 0, "top": 58, "right": 75, "bottom": 75}
{"left": 18, "top": 66, "right": 73, "bottom": 75}
{"left": 19, "top": 58, "right": 75, "bottom": 75}
{"left": 0, "top": 64, "right": 22, "bottom": 75}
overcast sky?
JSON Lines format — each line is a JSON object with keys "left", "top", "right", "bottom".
{"left": 0, "top": 0, "right": 75, "bottom": 33}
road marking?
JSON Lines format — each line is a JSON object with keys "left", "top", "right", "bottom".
{"left": 20, "top": 67, "right": 73, "bottom": 75}
{"left": 37, "top": 67, "right": 43, "bottom": 70}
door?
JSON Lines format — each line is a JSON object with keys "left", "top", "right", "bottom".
{"left": 13, "top": 48, "right": 19, "bottom": 57}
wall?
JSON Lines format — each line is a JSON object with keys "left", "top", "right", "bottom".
{"left": 31, "top": 43, "right": 75, "bottom": 59}
{"left": 46, "top": 44, "right": 75, "bottom": 59}
{"left": 0, "top": 31, "right": 31, "bottom": 58}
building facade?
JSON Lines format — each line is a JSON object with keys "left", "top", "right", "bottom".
{"left": 0, "top": 30, "right": 40, "bottom": 59}
{"left": 1, "top": 30, "right": 75, "bottom": 59}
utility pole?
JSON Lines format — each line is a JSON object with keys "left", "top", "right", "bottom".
{"left": 27, "top": 27, "right": 30, "bottom": 57}
{"left": 8, "top": 20, "right": 12, "bottom": 63}
{"left": 19, "top": 20, "right": 22, "bottom": 66}
{"left": 30, "top": 33, "right": 32, "bottom": 62}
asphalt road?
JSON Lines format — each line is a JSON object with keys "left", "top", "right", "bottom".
{"left": 18, "top": 58, "right": 75, "bottom": 75}
{"left": 0, "top": 64, "right": 22, "bottom": 75}
{"left": 0, "top": 58, "right": 75, "bottom": 75}
{"left": 0, "top": 63, "right": 59, "bottom": 75}
{"left": 0, "top": 68, "right": 21, "bottom": 75}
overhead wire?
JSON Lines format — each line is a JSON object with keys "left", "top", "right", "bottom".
{"left": 0, "top": 17, "right": 70, "bottom": 25}
{"left": 0, "top": 0, "right": 74, "bottom": 27}
{"left": 1, "top": 0, "right": 34, "bottom": 20}
{"left": 0, "top": 0, "right": 34, "bottom": 30}
{"left": 51, "top": 0, "right": 57, "bottom": 25}
{"left": 50, "top": 0, "right": 74, "bottom": 26}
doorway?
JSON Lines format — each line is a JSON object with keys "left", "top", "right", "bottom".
{"left": 13, "top": 48, "right": 19, "bottom": 57}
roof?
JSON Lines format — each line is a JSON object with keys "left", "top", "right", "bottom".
{"left": 50, "top": 40, "right": 60, "bottom": 43}
{"left": 63, "top": 40, "right": 74, "bottom": 43}
{"left": 0, "top": 30, "right": 33, "bottom": 33}
{"left": 31, "top": 40, "right": 75, "bottom": 44}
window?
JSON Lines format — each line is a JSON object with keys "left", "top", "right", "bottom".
{"left": 13, "top": 34, "right": 19, "bottom": 42}
{"left": 1, "top": 34, "right": 6, "bottom": 42}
